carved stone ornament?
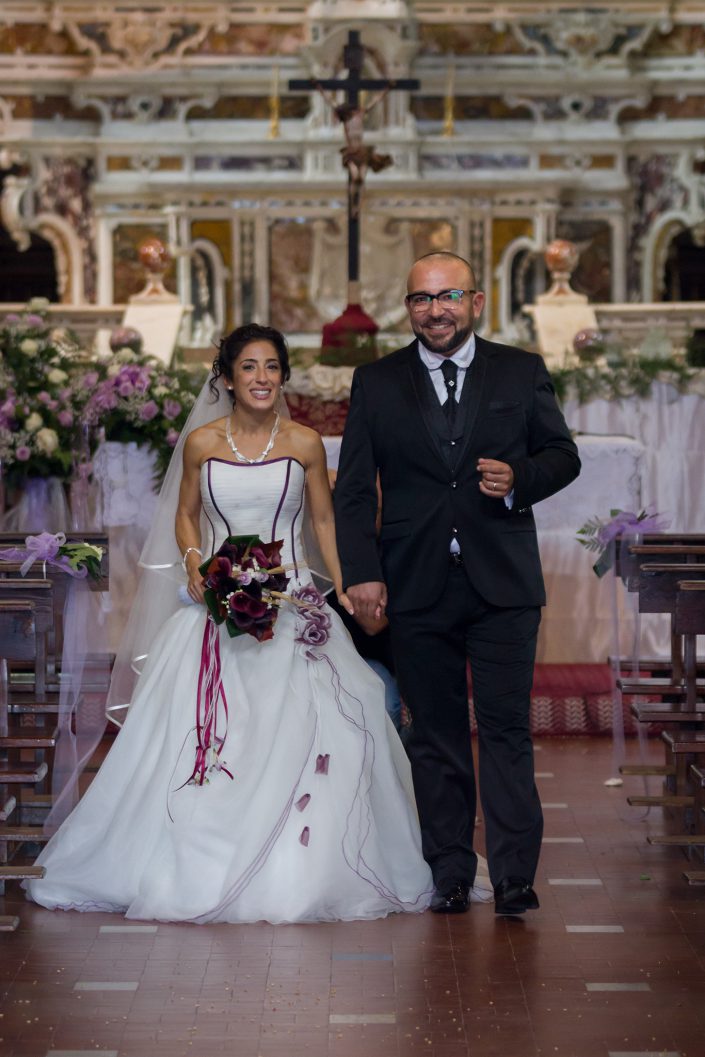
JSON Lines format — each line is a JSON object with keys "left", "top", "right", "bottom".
{"left": 512, "top": 11, "right": 670, "bottom": 66}
{"left": 0, "top": 174, "right": 32, "bottom": 252}
{"left": 55, "top": 7, "right": 229, "bottom": 70}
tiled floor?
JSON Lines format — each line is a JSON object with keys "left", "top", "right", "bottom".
{"left": 2, "top": 736, "right": 704, "bottom": 1057}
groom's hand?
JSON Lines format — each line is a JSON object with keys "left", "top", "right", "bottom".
{"left": 346, "top": 581, "right": 388, "bottom": 622}
{"left": 477, "top": 458, "right": 514, "bottom": 498}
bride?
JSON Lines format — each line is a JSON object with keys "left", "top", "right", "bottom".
{"left": 26, "top": 323, "right": 490, "bottom": 923}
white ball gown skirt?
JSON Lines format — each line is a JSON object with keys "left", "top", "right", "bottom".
{"left": 25, "top": 457, "right": 491, "bottom": 923}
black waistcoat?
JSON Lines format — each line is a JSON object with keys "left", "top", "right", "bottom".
{"left": 417, "top": 360, "right": 474, "bottom": 474}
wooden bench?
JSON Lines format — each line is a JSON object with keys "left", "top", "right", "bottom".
{"left": 0, "top": 598, "right": 51, "bottom": 909}
{"left": 639, "top": 580, "right": 705, "bottom": 855}
{"left": 612, "top": 536, "right": 705, "bottom": 681}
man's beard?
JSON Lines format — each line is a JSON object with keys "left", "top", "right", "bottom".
{"left": 412, "top": 320, "right": 473, "bottom": 355}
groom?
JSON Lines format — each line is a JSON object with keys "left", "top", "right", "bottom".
{"left": 334, "top": 252, "right": 580, "bottom": 915}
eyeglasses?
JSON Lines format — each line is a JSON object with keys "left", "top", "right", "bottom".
{"left": 405, "top": 289, "right": 477, "bottom": 312}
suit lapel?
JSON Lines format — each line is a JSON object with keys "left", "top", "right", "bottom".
{"left": 404, "top": 344, "right": 446, "bottom": 463}
{"left": 452, "top": 336, "right": 491, "bottom": 470}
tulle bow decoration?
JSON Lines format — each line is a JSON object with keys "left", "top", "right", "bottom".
{"left": 0, "top": 531, "right": 104, "bottom": 580}
{"left": 577, "top": 506, "right": 671, "bottom": 577}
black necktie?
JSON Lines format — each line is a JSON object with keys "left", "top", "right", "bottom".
{"left": 440, "top": 359, "right": 458, "bottom": 425}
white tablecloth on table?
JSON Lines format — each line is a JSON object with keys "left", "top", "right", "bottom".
{"left": 563, "top": 382, "right": 705, "bottom": 534}
{"left": 535, "top": 434, "right": 667, "bottom": 663}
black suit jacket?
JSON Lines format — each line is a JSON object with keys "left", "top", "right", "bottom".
{"left": 334, "top": 336, "right": 581, "bottom": 614}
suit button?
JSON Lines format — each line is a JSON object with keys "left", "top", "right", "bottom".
{"left": 451, "top": 440, "right": 456, "bottom": 446}
{"left": 450, "top": 481, "right": 457, "bottom": 489}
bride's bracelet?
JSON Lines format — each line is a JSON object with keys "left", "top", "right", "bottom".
{"left": 181, "top": 546, "right": 203, "bottom": 572}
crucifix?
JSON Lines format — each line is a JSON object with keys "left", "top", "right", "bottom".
{"left": 290, "top": 30, "right": 419, "bottom": 306}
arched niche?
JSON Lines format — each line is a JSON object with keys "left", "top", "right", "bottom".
{"left": 0, "top": 223, "right": 58, "bottom": 303}
{"left": 189, "top": 238, "right": 227, "bottom": 347}
{"left": 494, "top": 235, "right": 543, "bottom": 339}
{"left": 662, "top": 223, "right": 705, "bottom": 301}
{"left": 642, "top": 210, "right": 689, "bottom": 301}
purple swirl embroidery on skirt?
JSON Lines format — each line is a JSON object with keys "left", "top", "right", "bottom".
{"left": 295, "top": 793, "right": 311, "bottom": 811}
{"left": 299, "top": 827, "right": 310, "bottom": 847}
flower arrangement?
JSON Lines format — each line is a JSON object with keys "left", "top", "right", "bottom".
{"left": 577, "top": 506, "right": 671, "bottom": 577}
{"left": 199, "top": 535, "right": 290, "bottom": 642}
{"left": 0, "top": 302, "right": 95, "bottom": 487}
{"left": 0, "top": 302, "right": 206, "bottom": 490}
{"left": 0, "top": 531, "right": 104, "bottom": 580}
{"left": 81, "top": 348, "right": 201, "bottom": 478}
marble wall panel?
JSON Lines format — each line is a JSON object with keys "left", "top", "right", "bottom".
{"left": 269, "top": 219, "right": 334, "bottom": 334}
{"left": 620, "top": 96, "right": 705, "bottom": 121}
{"left": 0, "top": 24, "right": 79, "bottom": 55}
{"left": 643, "top": 24, "right": 705, "bottom": 56}
{"left": 199, "top": 24, "right": 304, "bottom": 57}
{"left": 418, "top": 24, "right": 527, "bottom": 57}
{"left": 626, "top": 154, "right": 688, "bottom": 300}
{"left": 189, "top": 97, "right": 309, "bottom": 120}
{"left": 412, "top": 96, "right": 533, "bottom": 121}
{"left": 36, "top": 157, "right": 97, "bottom": 302}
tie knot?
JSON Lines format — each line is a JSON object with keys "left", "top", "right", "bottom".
{"left": 440, "top": 359, "right": 458, "bottom": 395}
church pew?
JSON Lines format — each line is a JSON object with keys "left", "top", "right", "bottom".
{"left": 639, "top": 581, "right": 705, "bottom": 852}
{"left": 0, "top": 597, "right": 52, "bottom": 895}
{"left": 614, "top": 537, "right": 705, "bottom": 682}
{"left": 0, "top": 534, "right": 109, "bottom": 691}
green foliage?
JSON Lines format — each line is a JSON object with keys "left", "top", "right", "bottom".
{"left": 551, "top": 357, "right": 698, "bottom": 405}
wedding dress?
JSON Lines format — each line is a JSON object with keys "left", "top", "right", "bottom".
{"left": 24, "top": 457, "right": 449, "bottom": 922}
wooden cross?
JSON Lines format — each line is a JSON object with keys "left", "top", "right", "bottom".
{"left": 289, "top": 30, "right": 419, "bottom": 299}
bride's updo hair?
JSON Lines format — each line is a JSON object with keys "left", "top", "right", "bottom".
{"left": 210, "top": 323, "right": 291, "bottom": 400}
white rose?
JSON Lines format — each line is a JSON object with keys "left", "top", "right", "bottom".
{"left": 115, "top": 348, "right": 137, "bottom": 363}
{"left": 47, "top": 368, "right": 68, "bottom": 385}
{"left": 34, "top": 427, "right": 60, "bottom": 455}
{"left": 20, "top": 338, "right": 39, "bottom": 358}
{"left": 107, "top": 363, "right": 122, "bottom": 377}
{"left": 24, "top": 412, "right": 44, "bottom": 433}
{"left": 153, "top": 385, "right": 168, "bottom": 397}
{"left": 27, "top": 296, "right": 50, "bottom": 312}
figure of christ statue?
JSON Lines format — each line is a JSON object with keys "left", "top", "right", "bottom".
{"left": 321, "top": 89, "right": 394, "bottom": 217}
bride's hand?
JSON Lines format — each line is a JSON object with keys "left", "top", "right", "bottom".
{"left": 185, "top": 554, "right": 205, "bottom": 604}
{"left": 337, "top": 591, "right": 355, "bottom": 616}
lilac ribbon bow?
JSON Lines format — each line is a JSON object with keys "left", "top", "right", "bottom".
{"left": 596, "top": 508, "right": 671, "bottom": 547}
{"left": 0, "top": 531, "right": 84, "bottom": 578}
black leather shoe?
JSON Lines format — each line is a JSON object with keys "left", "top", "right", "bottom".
{"left": 494, "top": 877, "right": 539, "bottom": 916}
{"left": 430, "top": 881, "right": 471, "bottom": 914}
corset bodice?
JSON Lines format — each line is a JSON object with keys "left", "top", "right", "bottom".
{"left": 200, "top": 457, "right": 307, "bottom": 572}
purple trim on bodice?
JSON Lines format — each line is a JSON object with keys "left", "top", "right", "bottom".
{"left": 207, "top": 461, "right": 232, "bottom": 536}
{"left": 202, "top": 456, "right": 305, "bottom": 576}
{"left": 271, "top": 459, "right": 291, "bottom": 543}
{"left": 204, "top": 455, "right": 305, "bottom": 472}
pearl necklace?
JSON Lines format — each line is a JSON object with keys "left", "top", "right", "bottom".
{"left": 225, "top": 411, "right": 280, "bottom": 464}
